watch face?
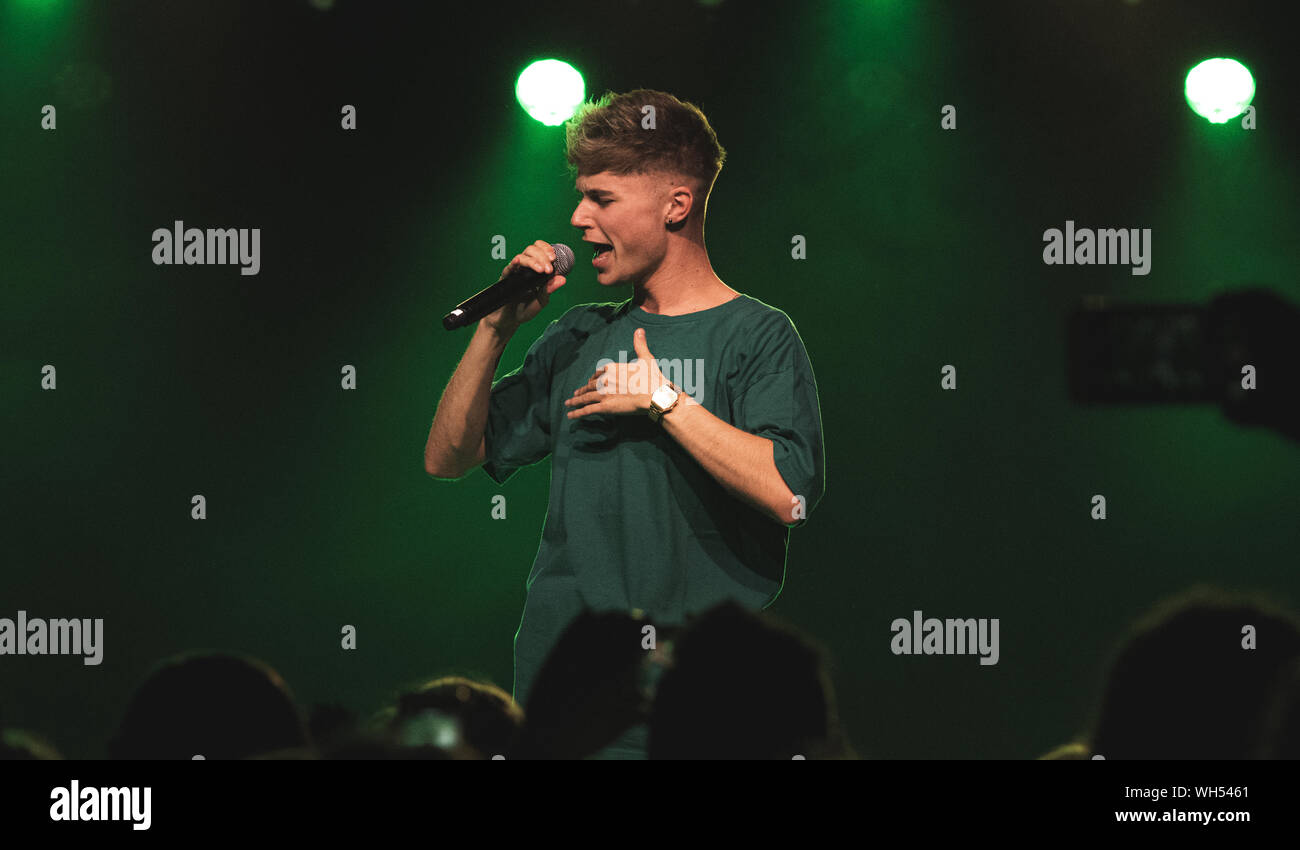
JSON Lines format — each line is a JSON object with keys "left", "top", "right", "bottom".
{"left": 652, "top": 385, "right": 677, "bottom": 407}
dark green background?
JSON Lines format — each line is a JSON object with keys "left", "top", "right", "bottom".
{"left": 3, "top": 0, "right": 1297, "bottom": 759}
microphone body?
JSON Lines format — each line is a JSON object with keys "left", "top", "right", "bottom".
{"left": 443, "top": 243, "right": 574, "bottom": 330}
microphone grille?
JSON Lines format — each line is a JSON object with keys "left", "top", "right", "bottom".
{"left": 551, "top": 243, "right": 575, "bottom": 276}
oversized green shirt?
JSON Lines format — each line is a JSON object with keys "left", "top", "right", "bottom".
{"left": 483, "top": 293, "right": 826, "bottom": 724}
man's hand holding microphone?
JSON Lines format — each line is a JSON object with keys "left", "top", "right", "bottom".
{"left": 443, "top": 240, "right": 573, "bottom": 334}
{"left": 425, "top": 240, "right": 571, "bottom": 478}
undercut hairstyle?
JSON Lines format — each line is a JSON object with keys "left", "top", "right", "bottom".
{"left": 564, "top": 89, "right": 727, "bottom": 203}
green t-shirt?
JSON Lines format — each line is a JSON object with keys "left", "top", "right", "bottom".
{"left": 483, "top": 292, "right": 825, "bottom": 717}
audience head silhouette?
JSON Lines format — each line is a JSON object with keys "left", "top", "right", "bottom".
{"left": 1089, "top": 587, "right": 1300, "bottom": 759}
{"left": 1258, "top": 656, "right": 1300, "bottom": 759}
{"left": 0, "top": 728, "right": 63, "bottom": 760}
{"left": 109, "top": 651, "right": 309, "bottom": 759}
{"left": 392, "top": 676, "right": 523, "bottom": 757}
{"left": 649, "top": 601, "right": 839, "bottom": 759}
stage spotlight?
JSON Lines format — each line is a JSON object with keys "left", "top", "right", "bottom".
{"left": 1184, "top": 58, "right": 1254, "bottom": 124}
{"left": 515, "top": 59, "right": 585, "bottom": 126}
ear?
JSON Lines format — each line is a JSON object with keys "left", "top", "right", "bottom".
{"left": 665, "top": 182, "right": 695, "bottom": 226}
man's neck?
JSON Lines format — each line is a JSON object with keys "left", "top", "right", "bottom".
{"left": 631, "top": 241, "right": 735, "bottom": 316}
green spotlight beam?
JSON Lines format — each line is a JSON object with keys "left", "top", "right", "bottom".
{"left": 1184, "top": 58, "right": 1254, "bottom": 124}
{"left": 515, "top": 59, "right": 585, "bottom": 126}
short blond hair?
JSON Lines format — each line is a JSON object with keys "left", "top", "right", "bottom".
{"left": 565, "top": 88, "right": 726, "bottom": 200}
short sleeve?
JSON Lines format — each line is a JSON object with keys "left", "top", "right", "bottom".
{"left": 731, "top": 314, "right": 826, "bottom": 528}
{"left": 481, "top": 314, "right": 568, "bottom": 485}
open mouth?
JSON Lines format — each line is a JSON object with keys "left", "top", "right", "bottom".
{"left": 592, "top": 242, "right": 613, "bottom": 258}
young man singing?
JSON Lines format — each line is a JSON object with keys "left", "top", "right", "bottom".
{"left": 424, "top": 89, "right": 825, "bottom": 759}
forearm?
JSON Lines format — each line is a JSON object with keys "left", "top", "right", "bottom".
{"left": 658, "top": 395, "right": 797, "bottom": 525}
{"left": 424, "top": 321, "right": 512, "bottom": 474}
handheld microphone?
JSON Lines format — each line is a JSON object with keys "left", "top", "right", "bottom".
{"left": 443, "top": 243, "right": 574, "bottom": 331}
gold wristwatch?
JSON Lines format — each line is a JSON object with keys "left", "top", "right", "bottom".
{"left": 648, "top": 381, "right": 681, "bottom": 423}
